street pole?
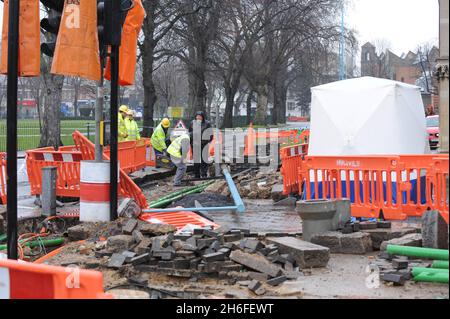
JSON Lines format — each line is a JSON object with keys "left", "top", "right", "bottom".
{"left": 95, "top": 58, "right": 105, "bottom": 162}
{"left": 110, "top": 44, "right": 119, "bottom": 221}
{"left": 6, "top": 0, "right": 20, "bottom": 260}
{"left": 214, "top": 103, "right": 221, "bottom": 177}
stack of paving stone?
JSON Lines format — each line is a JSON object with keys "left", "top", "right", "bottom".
{"left": 90, "top": 219, "right": 331, "bottom": 292}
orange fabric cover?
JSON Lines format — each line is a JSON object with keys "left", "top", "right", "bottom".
{"left": 1, "top": 0, "right": 40, "bottom": 77}
{"left": 104, "top": 0, "right": 145, "bottom": 86}
{"left": 51, "top": 0, "right": 101, "bottom": 81}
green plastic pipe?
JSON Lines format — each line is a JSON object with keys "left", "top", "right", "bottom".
{"left": 413, "top": 268, "right": 449, "bottom": 284}
{"left": 0, "top": 238, "right": 64, "bottom": 251}
{"left": 149, "top": 181, "right": 215, "bottom": 206}
{"left": 432, "top": 260, "right": 449, "bottom": 269}
{"left": 0, "top": 234, "right": 6, "bottom": 244}
{"left": 150, "top": 185, "right": 213, "bottom": 209}
{"left": 387, "top": 245, "right": 449, "bottom": 261}
{"left": 412, "top": 267, "right": 449, "bottom": 276}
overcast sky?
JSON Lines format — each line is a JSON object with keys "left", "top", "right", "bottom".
{"left": 0, "top": 0, "right": 440, "bottom": 56}
{"left": 347, "top": 0, "right": 440, "bottom": 55}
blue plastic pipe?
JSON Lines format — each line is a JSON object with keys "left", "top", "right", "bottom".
{"left": 142, "top": 206, "right": 240, "bottom": 214}
{"left": 142, "top": 168, "right": 246, "bottom": 214}
{"left": 222, "top": 168, "right": 246, "bottom": 213}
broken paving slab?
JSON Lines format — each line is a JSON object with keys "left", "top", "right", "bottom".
{"left": 311, "top": 231, "right": 372, "bottom": 254}
{"left": 138, "top": 223, "right": 177, "bottom": 236}
{"left": 380, "top": 233, "right": 423, "bottom": 251}
{"left": 267, "top": 237, "right": 330, "bottom": 268}
{"left": 107, "top": 235, "right": 135, "bottom": 252}
{"left": 229, "top": 250, "right": 283, "bottom": 278}
{"left": 362, "top": 228, "right": 420, "bottom": 250}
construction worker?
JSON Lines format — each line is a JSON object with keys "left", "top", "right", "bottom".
{"left": 125, "top": 110, "right": 141, "bottom": 141}
{"left": 151, "top": 118, "right": 171, "bottom": 157}
{"left": 167, "top": 133, "right": 191, "bottom": 187}
{"left": 118, "top": 105, "right": 129, "bottom": 142}
{"left": 189, "top": 111, "right": 213, "bottom": 178}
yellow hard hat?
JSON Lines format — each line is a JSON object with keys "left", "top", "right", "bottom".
{"left": 119, "top": 105, "right": 129, "bottom": 113}
{"left": 126, "top": 109, "right": 134, "bottom": 116}
{"left": 161, "top": 118, "right": 171, "bottom": 128}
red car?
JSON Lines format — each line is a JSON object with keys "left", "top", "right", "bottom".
{"left": 426, "top": 115, "right": 440, "bottom": 150}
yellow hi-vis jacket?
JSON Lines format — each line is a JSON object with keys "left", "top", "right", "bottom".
{"left": 167, "top": 134, "right": 190, "bottom": 159}
{"left": 151, "top": 124, "right": 168, "bottom": 152}
{"left": 125, "top": 118, "right": 141, "bottom": 141}
{"left": 118, "top": 113, "right": 128, "bottom": 142}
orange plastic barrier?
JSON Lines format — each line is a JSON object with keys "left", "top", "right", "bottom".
{"left": 73, "top": 131, "right": 149, "bottom": 209}
{"left": 428, "top": 156, "right": 449, "bottom": 224}
{"left": 209, "top": 131, "right": 223, "bottom": 156}
{"left": 279, "top": 144, "right": 309, "bottom": 195}
{"left": 143, "top": 138, "right": 156, "bottom": 167}
{"left": 26, "top": 147, "right": 83, "bottom": 198}
{"left": 0, "top": 152, "right": 6, "bottom": 204}
{"left": 244, "top": 125, "right": 256, "bottom": 156}
{"left": 0, "top": 259, "right": 111, "bottom": 299}
{"left": 140, "top": 209, "right": 220, "bottom": 230}
{"left": 244, "top": 126, "right": 301, "bottom": 156}
{"left": 286, "top": 154, "right": 450, "bottom": 221}
{"left": 104, "top": 139, "right": 150, "bottom": 174}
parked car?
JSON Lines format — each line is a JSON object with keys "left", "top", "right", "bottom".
{"left": 426, "top": 115, "right": 439, "bottom": 150}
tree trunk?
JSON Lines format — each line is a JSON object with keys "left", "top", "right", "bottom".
{"left": 187, "top": 68, "right": 207, "bottom": 119}
{"left": 142, "top": 64, "right": 157, "bottom": 137}
{"left": 141, "top": 1, "right": 157, "bottom": 137}
{"left": 254, "top": 84, "right": 268, "bottom": 126}
{"left": 222, "top": 88, "right": 234, "bottom": 129}
{"left": 246, "top": 90, "right": 253, "bottom": 125}
{"left": 73, "top": 79, "right": 79, "bottom": 117}
{"left": 278, "top": 86, "right": 287, "bottom": 124}
{"left": 40, "top": 73, "right": 64, "bottom": 148}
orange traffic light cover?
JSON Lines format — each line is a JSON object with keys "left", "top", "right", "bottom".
{"left": 104, "top": 0, "right": 145, "bottom": 86}
{"left": 0, "top": 0, "right": 40, "bottom": 77}
{"left": 51, "top": 0, "right": 101, "bottom": 81}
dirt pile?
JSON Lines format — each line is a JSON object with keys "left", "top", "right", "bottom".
{"left": 205, "top": 168, "right": 283, "bottom": 200}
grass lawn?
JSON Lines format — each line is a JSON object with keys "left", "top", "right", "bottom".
{"left": 0, "top": 119, "right": 95, "bottom": 152}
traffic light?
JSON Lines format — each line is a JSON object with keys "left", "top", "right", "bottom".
{"left": 40, "top": 0, "right": 65, "bottom": 57}
{"left": 97, "top": 0, "right": 133, "bottom": 48}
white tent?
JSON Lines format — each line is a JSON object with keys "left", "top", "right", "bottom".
{"left": 308, "top": 77, "right": 429, "bottom": 156}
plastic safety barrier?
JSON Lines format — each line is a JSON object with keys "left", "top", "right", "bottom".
{"left": 140, "top": 209, "right": 220, "bottom": 230}
{"left": 244, "top": 125, "right": 301, "bottom": 157}
{"left": 0, "top": 258, "right": 111, "bottom": 299}
{"left": 279, "top": 144, "right": 309, "bottom": 195}
{"left": 0, "top": 152, "right": 6, "bottom": 204}
{"left": 286, "top": 154, "right": 449, "bottom": 221}
{"left": 143, "top": 138, "right": 156, "bottom": 168}
{"left": 26, "top": 147, "right": 83, "bottom": 198}
{"left": 73, "top": 131, "right": 149, "bottom": 209}
{"left": 428, "top": 156, "right": 449, "bottom": 224}
{"left": 104, "top": 139, "right": 152, "bottom": 174}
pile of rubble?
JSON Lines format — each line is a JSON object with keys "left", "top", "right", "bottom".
{"left": 205, "top": 168, "right": 283, "bottom": 200}
{"left": 370, "top": 251, "right": 442, "bottom": 286}
{"left": 311, "top": 220, "right": 422, "bottom": 254}
{"left": 66, "top": 218, "right": 331, "bottom": 295}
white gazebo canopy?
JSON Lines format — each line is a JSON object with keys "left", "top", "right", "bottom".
{"left": 308, "top": 77, "right": 429, "bottom": 156}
